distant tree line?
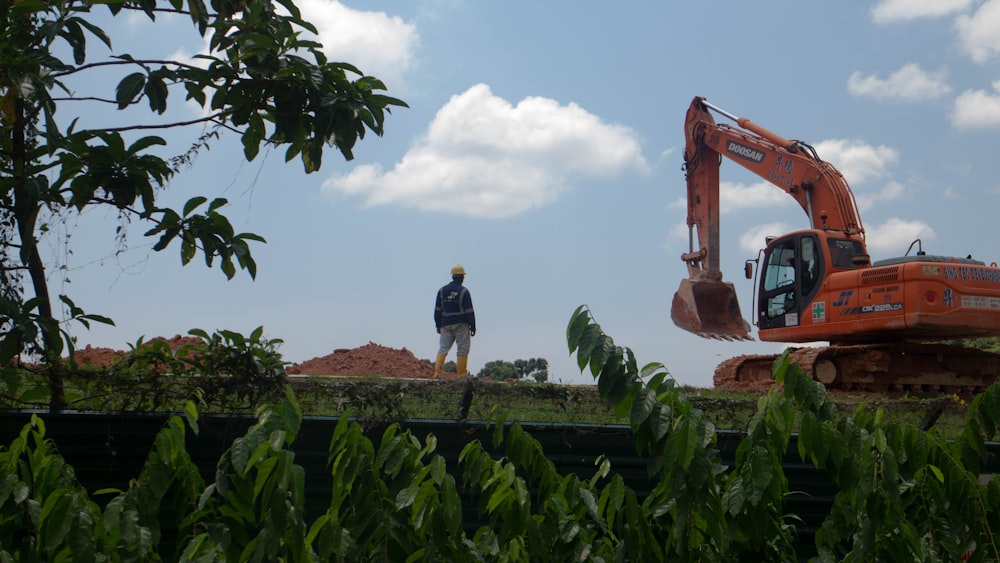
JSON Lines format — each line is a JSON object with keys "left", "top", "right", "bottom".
{"left": 478, "top": 358, "right": 549, "bottom": 382}
{"left": 423, "top": 358, "right": 549, "bottom": 382}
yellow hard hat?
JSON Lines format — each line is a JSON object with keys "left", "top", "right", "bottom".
{"left": 451, "top": 264, "right": 466, "bottom": 276}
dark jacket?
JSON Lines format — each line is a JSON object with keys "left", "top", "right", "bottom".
{"left": 435, "top": 280, "right": 475, "bottom": 331}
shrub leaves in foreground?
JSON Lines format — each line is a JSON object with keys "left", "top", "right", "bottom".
{"left": 0, "top": 306, "right": 996, "bottom": 560}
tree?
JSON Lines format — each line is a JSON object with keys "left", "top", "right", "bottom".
{"left": 478, "top": 358, "right": 549, "bottom": 381}
{"left": 514, "top": 357, "right": 548, "bottom": 382}
{"left": 0, "top": 0, "right": 406, "bottom": 409}
{"left": 478, "top": 359, "right": 518, "bottom": 381}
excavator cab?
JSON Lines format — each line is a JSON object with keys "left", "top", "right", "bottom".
{"left": 754, "top": 230, "right": 868, "bottom": 333}
{"left": 756, "top": 232, "right": 822, "bottom": 330}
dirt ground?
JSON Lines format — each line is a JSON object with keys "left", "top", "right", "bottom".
{"left": 71, "top": 338, "right": 455, "bottom": 379}
{"left": 286, "top": 342, "right": 448, "bottom": 379}
{"left": 72, "top": 335, "right": 203, "bottom": 368}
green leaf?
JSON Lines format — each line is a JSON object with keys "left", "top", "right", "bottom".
{"left": 748, "top": 445, "right": 774, "bottom": 504}
{"left": 631, "top": 388, "right": 657, "bottom": 425}
{"left": 586, "top": 335, "right": 613, "bottom": 378}
{"left": 41, "top": 489, "right": 76, "bottom": 547}
{"left": 128, "top": 135, "right": 166, "bottom": 154}
{"left": 183, "top": 401, "right": 200, "bottom": 434}
{"left": 576, "top": 324, "right": 602, "bottom": 371}
{"left": 670, "top": 417, "right": 698, "bottom": 470}
{"left": 928, "top": 464, "right": 944, "bottom": 483}
{"left": 597, "top": 360, "right": 624, "bottom": 404}
{"left": 116, "top": 72, "right": 146, "bottom": 109}
{"left": 649, "top": 403, "right": 672, "bottom": 443}
{"left": 145, "top": 77, "right": 169, "bottom": 113}
{"left": 566, "top": 306, "right": 589, "bottom": 354}
{"left": 74, "top": 16, "right": 112, "bottom": 49}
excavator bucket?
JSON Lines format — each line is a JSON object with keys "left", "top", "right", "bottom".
{"left": 671, "top": 278, "right": 752, "bottom": 341}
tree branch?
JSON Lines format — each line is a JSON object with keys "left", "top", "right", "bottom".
{"left": 81, "top": 114, "right": 242, "bottom": 135}
{"left": 51, "top": 96, "right": 118, "bottom": 105}
{"left": 52, "top": 58, "right": 215, "bottom": 79}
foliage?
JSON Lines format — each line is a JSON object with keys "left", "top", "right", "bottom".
{"left": 941, "top": 336, "right": 1000, "bottom": 354}
{"left": 478, "top": 358, "right": 549, "bottom": 382}
{"left": 478, "top": 359, "right": 518, "bottom": 381}
{"left": 0, "top": 306, "right": 998, "bottom": 559}
{"left": 514, "top": 358, "right": 549, "bottom": 382}
{"left": 0, "top": 0, "right": 406, "bottom": 409}
{"left": 2, "top": 327, "right": 288, "bottom": 412}
{"left": 0, "top": 404, "right": 205, "bottom": 560}
{"left": 568, "top": 304, "right": 1000, "bottom": 561}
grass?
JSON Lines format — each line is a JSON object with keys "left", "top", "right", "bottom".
{"left": 0, "top": 367, "right": 974, "bottom": 438}
{"left": 288, "top": 375, "right": 973, "bottom": 438}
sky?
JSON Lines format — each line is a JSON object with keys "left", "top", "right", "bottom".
{"left": 52, "top": 0, "right": 1000, "bottom": 387}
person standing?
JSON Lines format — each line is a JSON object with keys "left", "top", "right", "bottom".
{"left": 434, "top": 264, "right": 476, "bottom": 377}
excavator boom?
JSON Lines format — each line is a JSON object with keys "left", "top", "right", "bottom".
{"left": 685, "top": 97, "right": 865, "bottom": 236}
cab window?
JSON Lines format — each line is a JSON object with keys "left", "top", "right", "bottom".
{"left": 828, "top": 239, "right": 865, "bottom": 270}
{"left": 762, "top": 239, "right": 797, "bottom": 320}
{"left": 763, "top": 240, "right": 796, "bottom": 292}
{"left": 801, "top": 236, "right": 819, "bottom": 295}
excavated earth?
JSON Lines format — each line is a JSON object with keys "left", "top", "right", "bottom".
{"left": 72, "top": 338, "right": 458, "bottom": 380}
{"left": 286, "top": 342, "right": 454, "bottom": 379}
{"left": 72, "top": 335, "right": 203, "bottom": 367}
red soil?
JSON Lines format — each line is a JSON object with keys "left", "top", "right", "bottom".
{"left": 287, "top": 342, "right": 450, "bottom": 379}
{"left": 72, "top": 335, "right": 203, "bottom": 368}
{"left": 71, "top": 338, "right": 449, "bottom": 379}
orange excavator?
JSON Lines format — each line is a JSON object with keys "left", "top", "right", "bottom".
{"left": 672, "top": 96, "right": 1000, "bottom": 393}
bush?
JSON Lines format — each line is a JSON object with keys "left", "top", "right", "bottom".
{"left": 1, "top": 307, "right": 998, "bottom": 560}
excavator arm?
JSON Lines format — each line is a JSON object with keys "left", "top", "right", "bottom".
{"left": 684, "top": 96, "right": 864, "bottom": 243}
{"left": 672, "top": 96, "right": 866, "bottom": 340}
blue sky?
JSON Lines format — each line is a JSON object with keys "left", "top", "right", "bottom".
{"left": 58, "top": 0, "right": 1000, "bottom": 386}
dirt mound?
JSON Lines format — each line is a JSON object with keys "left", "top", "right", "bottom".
{"left": 66, "top": 338, "right": 445, "bottom": 379}
{"left": 288, "top": 342, "right": 446, "bottom": 379}
{"left": 72, "top": 335, "right": 204, "bottom": 368}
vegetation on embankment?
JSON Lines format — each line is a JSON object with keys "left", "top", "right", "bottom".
{"left": 3, "top": 353, "right": 973, "bottom": 439}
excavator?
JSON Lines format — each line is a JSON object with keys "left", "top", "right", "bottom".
{"left": 672, "top": 96, "right": 1000, "bottom": 393}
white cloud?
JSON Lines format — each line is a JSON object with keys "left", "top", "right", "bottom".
{"left": 322, "top": 83, "right": 650, "bottom": 218}
{"left": 812, "top": 139, "right": 900, "bottom": 186}
{"left": 955, "top": 0, "right": 1000, "bottom": 63}
{"left": 665, "top": 180, "right": 791, "bottom": 219}
{"left": 664, "top": 220, "right": 689, "bottom": 247}
{"left": 740, "top": 223, "right": 792, "bottom": 254}
{"left": 847, "top": 63, "right": 951, "bottom": 101}
{"left": 719, "top": 181, "right": 792, "bottom": 214}
{"left": 871, "top": 0, "right": 971, "bottom": 24}
{"left": 951, "top": 81, "right": 1000, "bottom": 128}
{"left": 865, "top": 218, "right": 936, "bottom": 255}
{"left": 297, "top": 0, "right": 419, "bottom": 89}
{"left": 854, "top": 180, "right": 905, "bottom": 212}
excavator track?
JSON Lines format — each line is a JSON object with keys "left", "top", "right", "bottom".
{"left": 714, "top": 343, "right": 1000, "bottom": 395}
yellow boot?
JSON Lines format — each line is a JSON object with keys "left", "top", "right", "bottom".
{"left": 456, "top": 355, "right": 469, "bottom": 377}
{"left": 433, "top": 354, "right": 446, "bottom": 378}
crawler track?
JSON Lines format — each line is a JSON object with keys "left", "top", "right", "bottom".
{"left": 714, "top": 343, "right": 1000, "bottom": 394}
